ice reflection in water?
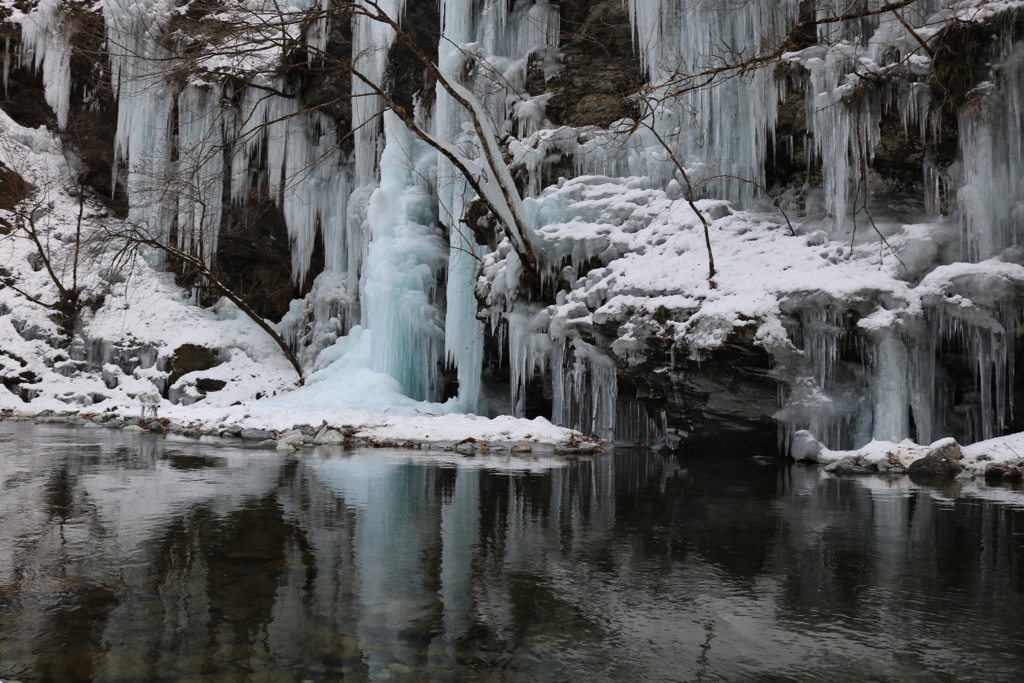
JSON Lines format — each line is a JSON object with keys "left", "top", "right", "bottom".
{"left": 1, "top": 422, "right": 1023, "bottom": 682}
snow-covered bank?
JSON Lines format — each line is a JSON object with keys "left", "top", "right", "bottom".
{"left": 791, "top": 429, "right": 1024, "bottom": 479}
{"left": 0, "top": 409, "right": 596, "bottom": 453}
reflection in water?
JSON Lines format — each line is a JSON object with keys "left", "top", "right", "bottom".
{"left": 1, "top": 423, "right": 1023, "bottom": 682}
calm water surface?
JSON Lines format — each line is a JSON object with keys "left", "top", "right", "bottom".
{"left": 1, "top": 422, "right": 1023, "bottom": 682}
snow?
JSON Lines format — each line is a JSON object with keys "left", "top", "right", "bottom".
{"left": 0, "top": 104, "right": 585, "bottom": 448}
{"left": 481, "top": 171, "right": 1024, "bottom": 448}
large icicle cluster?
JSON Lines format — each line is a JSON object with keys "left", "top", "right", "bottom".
{"left": 12, "top": 0, "right": 71, "bottom": 129}
{"left": 7, "top": 0, "right": 1024, "bottom": 451}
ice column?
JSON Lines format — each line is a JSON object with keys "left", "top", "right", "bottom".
{"left": 871, "top": 332, "right": 910, "bottom": 442}
{"left": 364, "top": 111, "right": 447, "bottom": 401}
{"left": 437, "top": 0, "right": 560, "bottom": 412}
{"left": 436, "top": 0, "right": 485, "bottom": 413}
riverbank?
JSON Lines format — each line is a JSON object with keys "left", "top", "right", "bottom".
{"left": 0, "top": 408, "right": 602, "bottom": 455}
{"left": 793, "top": 430, "right": 1024, "bottom": 481}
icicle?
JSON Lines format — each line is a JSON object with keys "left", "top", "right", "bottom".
{"left": 624, "top": 0, "right": 798, "bottom": 205}
{"left": 506, "top": 306, "right": 552, "bottom": 416}
{"left": 956, "top": 44, "right": 1024, "bottom": 262}
{"left": 103, "top": 0, "right": 176, "bottom": 248}
{"left": 15, "top": 0, "right": 72, "bottom": 129}
{"left": 551, "top": 338, "right": 618, "bottom": 440}
{"left": 351, "top": 0, "right": 407, "bottom": 186}
{"left": 614, "top": 397, "right": 663, "bottom": 447}
{"left": 174, "top": 84, "right": 225, "bottom": 266}
{"left": 3, "top": 37, "right": 11, "bottom": 97}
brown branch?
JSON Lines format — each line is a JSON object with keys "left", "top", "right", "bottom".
{"left": 104, "top": 226, "right": 306, "bottom": 383}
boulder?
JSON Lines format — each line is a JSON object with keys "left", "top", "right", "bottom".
{"left": 791, "top": 430, "right": 824, "bottom": 462}
{"left": 824, "top": 456, "right": 858, "bottom": 473}
{"left": 909, "top": 453, "right": 963, "bottom": 479}
{"left": 220, "top": 424, "right": 243, "bottom": 437}
{"left": 240, "top": 428, "right": 272, "bottom": 441}
{"left": 122, "top": 425, "right": 144, "bottom": 434}
{"left": 278, "top": 430, "right": 306, "bottom": 446}
{"left": 147, "top": 422, "right": 165, "bottom": 434}
{"left": 313, "top": 428, "right": 345, "bottom": 445}
{"left": 927, "top": 438, "right": 962, "bottom": 461}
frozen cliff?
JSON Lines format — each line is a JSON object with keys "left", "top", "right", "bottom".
{"left": 2, "top": 0, "right": 1024, "bottom": 452}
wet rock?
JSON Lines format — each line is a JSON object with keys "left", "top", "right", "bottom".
{"left": 511, "top": 443, "right": 533, "bottom": 453}
{"left": 909, "top": 452, "right": 963, "bottom": 480}
{"left": 220, "top": 424, "right": 243, "bottom": 438}
{"left": 824, "top": 456, "right": 858, "bottom": 473}
{"left": 955, "top": 470, "right": 976, "bottom": 482}
{"left": 985, "top": 463, "right": 1008, "bottom": 479}
{"left": 104, "top": 420, "right": 124, "bottom": 429}
{"left": 147, "top": 422, "right": 165, "bottom": 434}
{"left": 890, "top": 466, "right": 906, "bottom": 474}
{"left": 276, "top": 439, "right": 298, "bottom": 451}
{"left": 240, "top": 428, "right": 272, "bottom": 441}
{"left": 256, "top": 439, "right": 278, "bottom": 448}
{"left": 37, "top": 409, "right": 55, "bottom": 418}
{"left": 122, "top": 425, "right": 144, "bottom": 434}
{"left": 751, "top": 455, "right": 775, "bottom": 466}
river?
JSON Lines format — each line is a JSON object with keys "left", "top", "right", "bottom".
{"left": 1, "top": 422, "right": 1022, "bottom": 682}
